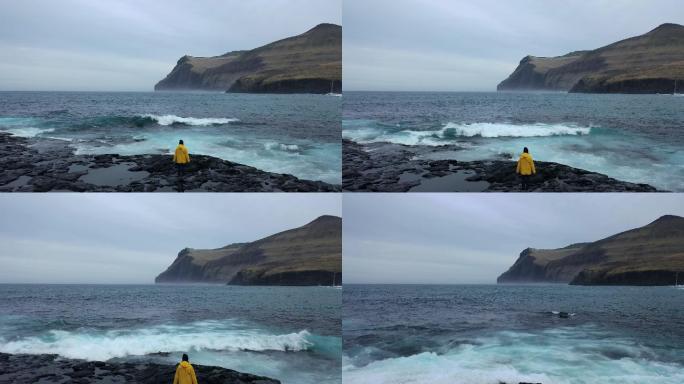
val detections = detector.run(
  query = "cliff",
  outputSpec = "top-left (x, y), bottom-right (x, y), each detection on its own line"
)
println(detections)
top-left (498, 23), bottom-right (684, 93)
top-left (155, 215), bottom-right (341, 285)
top-left (154, 23), bottom-right (341, 93)
top-left (497, 215), bottom-right (684, 285)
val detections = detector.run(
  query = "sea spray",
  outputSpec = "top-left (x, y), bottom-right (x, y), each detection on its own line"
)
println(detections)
top-left (0, 319), bottom-right (314, 361)
top-left (342, 121), bottom-right (593, 146)
top-left (140, 114), bottom-right (240, 126)
top-left (343, 326), bottom-right (684, 384)
top-left (0, 91), bottom-right (341, 184)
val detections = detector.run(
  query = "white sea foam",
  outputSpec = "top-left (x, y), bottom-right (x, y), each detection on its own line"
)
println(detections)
top-left (264, 142), bottom-right (301, 152)
top-left (343, 122), bottom-right (592, 146)
top-left (0, 117), bottom-right (55, 137)
top-left (0, 320), bottom-right (313, 361)
top-left (440, 122), bottom-right (592, 138)
top-left (141, 114), bottom-right (239, 126)
top-left (343, 327), bottom-right (684, 384)
top-left (3, 127), bottom-right (55, 138)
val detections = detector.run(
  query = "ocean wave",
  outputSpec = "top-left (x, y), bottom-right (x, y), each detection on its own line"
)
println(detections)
top-left (343, 122), bottom-right (592, 146)
top-left (140, 114), bottom-right (239, 126)
top-left (264, 142), bottom-right (301, 152)
top-left (440, 122), bottom-right (592, 138)
top-left (0, 320), bottom-right (313, 361)
top-left (0, 117), bottom-right (54, 138)
top-left (2, 127), bottom-right (55, 138)
top-left (343, 326), bottom-right (684, 384)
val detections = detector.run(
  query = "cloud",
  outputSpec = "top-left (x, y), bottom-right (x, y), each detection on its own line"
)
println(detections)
top-left (0, 0), bottom-right (341, 91)
top-left (343, 0), bottom-right (684, 91)
top-left (0, 194), bottom-right (341, 283)
top-left (343, 194), bottom-right (684, 284)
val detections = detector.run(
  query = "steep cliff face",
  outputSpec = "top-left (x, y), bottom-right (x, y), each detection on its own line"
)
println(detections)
top-left (498, 23), bottom-right (684, 93)
top-left (497, 215), bottom-right (684, 285)
top-left (496, 243), bottom-right (590, 283)
top-left (154, 24), bottom-right (341, 93)
top-left (155, 215), bottom-right (342, 286)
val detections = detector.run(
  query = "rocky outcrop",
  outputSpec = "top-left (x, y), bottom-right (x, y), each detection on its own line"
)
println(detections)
top-left (343, 140), bottom-right (658, 192)
top-left (498, 215), bottom-right (684, 285)
top-left (230, 269), bottom-right (342, 286)
top-left (155, 215), bottom-right (342, 286)
top-left (498, 23), bottom-right (684, 93)
top-left (0, 353), bottom-right (279, 384)
top-left (155, 24), bottom-right (341, 93)
top-left (0, 133), bottom-right (340, 192)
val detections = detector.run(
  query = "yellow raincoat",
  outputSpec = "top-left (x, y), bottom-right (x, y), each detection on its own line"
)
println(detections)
top-left (173, 144), bottom-right (190, 164)
top-left (173, 361), bottom-right (198, 384)
top-left (516, 152), bottom-right (536, 175)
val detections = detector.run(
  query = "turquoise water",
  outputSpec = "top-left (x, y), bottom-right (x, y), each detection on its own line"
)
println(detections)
top-left (0, 284), bottom-right (341, 384)
top-left (343, 284), bottom-right (684, 384)
top-left (343, 92), bottom-right (684, 190)
top-left (0, 91), bottom-right (341, 184)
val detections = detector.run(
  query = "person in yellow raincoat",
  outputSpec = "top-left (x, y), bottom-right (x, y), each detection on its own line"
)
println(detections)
top-left (173, 140), bottom-right (190, 178)
top-left (516, 147), bottom-right (536, 191)
top-left (173, 353), bottom-right (198, 384)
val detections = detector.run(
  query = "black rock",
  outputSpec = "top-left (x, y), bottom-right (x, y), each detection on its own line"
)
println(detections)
top-left (0, 353), bottom-right (280, 384)
top-left (343, 139), bottom-right (660, 192)
top-left (0, 133), bottom-right (340, 192)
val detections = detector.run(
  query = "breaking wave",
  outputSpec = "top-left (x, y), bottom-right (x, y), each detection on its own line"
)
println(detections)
top-left (343, 122), bottom-right (592, 146)
top-left (0, 117), bottom-right (54, 137)
top-left (140, 114), bottom-right (239, 126)
top-left (0, 319), bottom-right (313, 361)
top-left (343, 326), bottom-right (684, 384)
top-left (2, 127), bottom-right (55, 138)
top-left (264, 142), bottom-right (301, 152)
top-left (440, 122), bottom-right (592, 138)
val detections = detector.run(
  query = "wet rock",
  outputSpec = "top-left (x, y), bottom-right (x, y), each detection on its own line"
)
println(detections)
top-left (0, 353), bottom-right (280, 384)
top-left (343, 139), bottom-right (659, 192)
top-left (0, 133), bottom-right (339, 192)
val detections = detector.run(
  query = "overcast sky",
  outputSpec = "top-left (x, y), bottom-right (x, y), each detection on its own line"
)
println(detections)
top-left (0, 0), bottom-right (341, 91)
top-left (0, 194), bottom-right (340, 284)
top-left (344, 194), bottom-right (684, 284)
top-left (344, 0), bottom-right (684, 91)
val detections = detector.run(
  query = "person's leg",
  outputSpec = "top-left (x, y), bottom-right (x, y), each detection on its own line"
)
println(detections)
top-left (521, 175), bottom-right (528, 190)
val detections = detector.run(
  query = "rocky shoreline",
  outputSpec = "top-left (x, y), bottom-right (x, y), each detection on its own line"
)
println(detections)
top-left (343, 139), bottom-right (659, 192)
top-left (0, 353), bottom-right (279, 384)
top-left (0, 133), bottom-right (340, 192)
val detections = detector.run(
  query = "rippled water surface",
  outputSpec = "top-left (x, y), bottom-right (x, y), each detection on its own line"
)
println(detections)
top-left (0, 284), bottom-right (342, 384)
top-left (343, 92), bottom-right (684, 190)
top-left (343, 284), bottom-right (684, 384)
top-left (0, 91), bottom-right (341, 183)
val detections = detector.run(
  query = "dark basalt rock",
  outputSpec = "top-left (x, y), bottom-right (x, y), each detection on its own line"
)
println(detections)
top-left (343, 139), bottom-right (659, 192)
top-left (0, 353), bottom-right (280, 384)
top-left (0, 133), bottom-right (340, 192)
top-left (229, 269), bottom-right (343, 286)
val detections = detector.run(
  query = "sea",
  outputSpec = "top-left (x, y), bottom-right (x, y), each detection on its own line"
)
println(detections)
top-left (343, 284), bottom-right (684, 384)
top-left (0, 91), bottom-right (341, 184)
top-left (343, 92), bottom-right (684, 191)
top-left (0, 284), bottom-right (341, 384)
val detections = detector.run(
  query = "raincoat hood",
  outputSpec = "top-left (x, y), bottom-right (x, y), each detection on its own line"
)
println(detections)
top-left (173, 360), bottom-right (198, 384)
top-left (516, 152), bottom-right (536, 175)
top-left (173, 144), bottom-right (190, 164)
